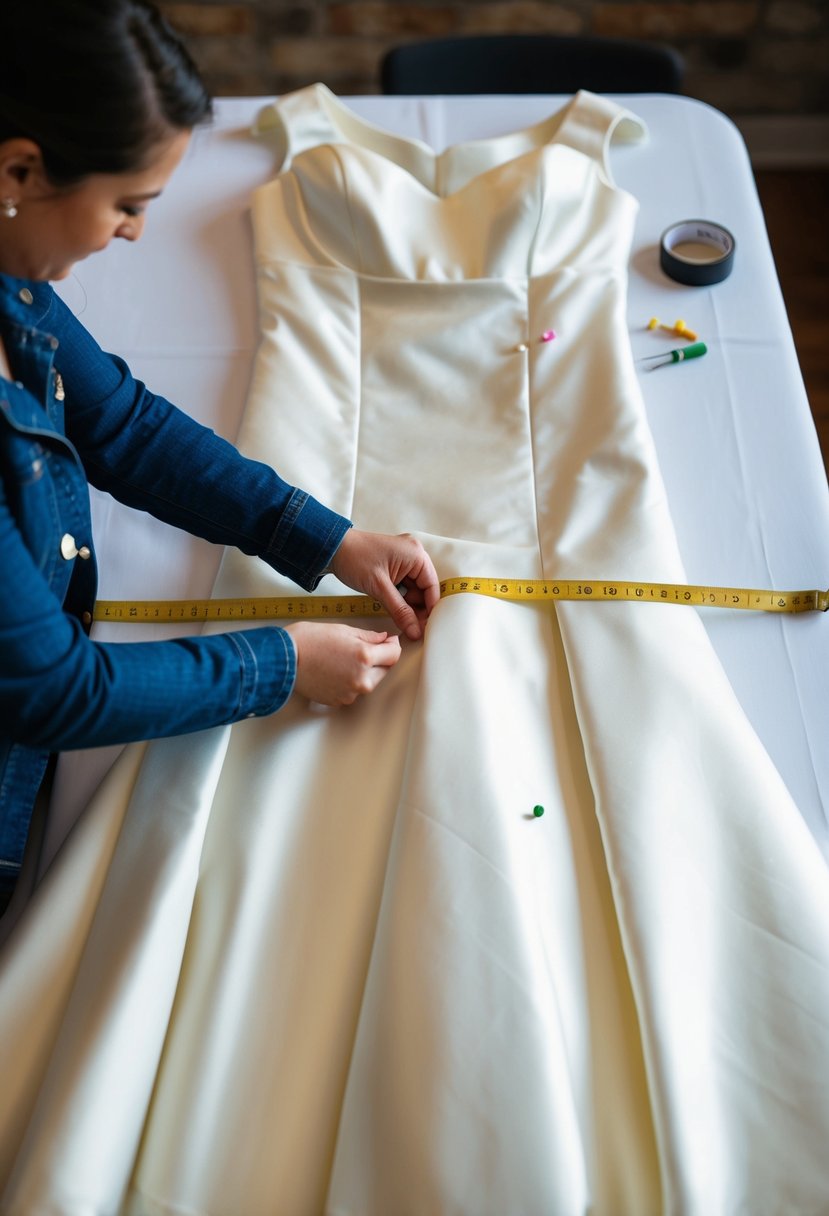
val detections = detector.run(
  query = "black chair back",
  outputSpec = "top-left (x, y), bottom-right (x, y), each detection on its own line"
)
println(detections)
top-left (381, 34), bottom-right (685, 95)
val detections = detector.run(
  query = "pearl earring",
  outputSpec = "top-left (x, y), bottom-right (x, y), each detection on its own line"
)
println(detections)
top-left (0, 198), bottom-right (18, 218)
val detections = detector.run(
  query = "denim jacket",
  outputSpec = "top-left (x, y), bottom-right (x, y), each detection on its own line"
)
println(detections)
top-left (0, 273), bottom-right (351, 899)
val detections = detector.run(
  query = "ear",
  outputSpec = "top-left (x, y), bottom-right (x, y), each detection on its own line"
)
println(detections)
top-left (0, 138), bottom-right (48, 201)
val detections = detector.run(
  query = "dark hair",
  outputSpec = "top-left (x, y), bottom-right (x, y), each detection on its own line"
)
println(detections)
top-left (0, 0), bottom-right (212, 186)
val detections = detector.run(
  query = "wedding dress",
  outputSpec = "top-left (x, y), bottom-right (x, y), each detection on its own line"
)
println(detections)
top-left (1, 85), bottom-right (828, 1216)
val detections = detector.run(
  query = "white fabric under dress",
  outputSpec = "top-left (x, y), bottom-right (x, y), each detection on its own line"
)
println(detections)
top-left (1, 86), bottom-right (829, 1216)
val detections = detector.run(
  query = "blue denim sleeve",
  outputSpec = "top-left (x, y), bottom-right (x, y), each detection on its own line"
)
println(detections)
top-left (43, 289), bottom-right (352, 590)
top-left (0, 480), bottom-right (298, 750)
top-left (0, 277), bottom-right (357, 751)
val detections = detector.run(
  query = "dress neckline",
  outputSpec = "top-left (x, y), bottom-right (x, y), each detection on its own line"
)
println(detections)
top-left (255, 84), bottom-right (645, 197)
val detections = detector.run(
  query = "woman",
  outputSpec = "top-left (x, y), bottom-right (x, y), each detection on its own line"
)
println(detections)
top-left (0, 0), bottom-right (439, 915)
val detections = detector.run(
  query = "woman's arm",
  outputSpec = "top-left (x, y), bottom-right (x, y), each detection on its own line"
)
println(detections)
top-left (0, 480), bottom-right (297, 750)
top-left (1, 486), bottom-right (407, 751)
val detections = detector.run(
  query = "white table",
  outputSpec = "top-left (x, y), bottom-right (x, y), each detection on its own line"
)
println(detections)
top-left (48, 94), bottom-right (829, 865)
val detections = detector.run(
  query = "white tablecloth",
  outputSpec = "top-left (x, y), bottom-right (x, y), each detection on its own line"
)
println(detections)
top-left (48, 94), bottom-right (829, 864)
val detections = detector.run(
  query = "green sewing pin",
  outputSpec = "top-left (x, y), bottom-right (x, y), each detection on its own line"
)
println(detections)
top-left (642, 340), bottom-right (707, 370)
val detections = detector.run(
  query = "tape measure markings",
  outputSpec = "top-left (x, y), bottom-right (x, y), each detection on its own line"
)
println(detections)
top-left (93, 594), bottom-right (385, 622)
top-left (439, 578), bottom-right (826, 613)
top-left (93, 577), bottom-right (828, 622)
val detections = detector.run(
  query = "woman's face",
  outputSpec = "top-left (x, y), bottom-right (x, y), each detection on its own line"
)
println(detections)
top-left (0, 129), bottom-right (190, 281)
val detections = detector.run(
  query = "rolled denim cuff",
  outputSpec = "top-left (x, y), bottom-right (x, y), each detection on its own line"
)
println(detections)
top-left (263, 490), bottom-right (352, 591)
top-left (227, 627), bottom-right (297, 717)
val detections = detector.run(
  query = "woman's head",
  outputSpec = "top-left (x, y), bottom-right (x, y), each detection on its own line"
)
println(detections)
top-left (0, 0), bottom-right (212, 186)
top-left (0, 0), bottom-right (212, 280)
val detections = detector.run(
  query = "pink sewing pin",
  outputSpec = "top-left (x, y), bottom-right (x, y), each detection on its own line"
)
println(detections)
top-left (540, 329), bottom-right (556, 343)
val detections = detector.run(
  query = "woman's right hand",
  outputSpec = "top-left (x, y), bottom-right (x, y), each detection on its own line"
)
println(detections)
top-left (284, 621), bottom-right (402, 707)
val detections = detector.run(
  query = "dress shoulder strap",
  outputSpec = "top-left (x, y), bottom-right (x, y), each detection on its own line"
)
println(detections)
top-left (253, 86), bottom-right (333, 173)
top-left (556, 91), bottom-right (647, 185)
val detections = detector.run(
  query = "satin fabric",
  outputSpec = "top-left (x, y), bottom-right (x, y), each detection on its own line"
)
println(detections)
top-left (1, 86), bottom-right (828, 1216)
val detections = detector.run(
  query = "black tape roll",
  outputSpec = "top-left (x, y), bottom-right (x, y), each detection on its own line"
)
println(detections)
top-left (660, 220), bottom-right (736, 286)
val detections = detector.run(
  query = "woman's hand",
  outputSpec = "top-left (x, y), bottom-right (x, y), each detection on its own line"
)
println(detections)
top-left (329, 530), bottom-right (440, 641)
top-left (285, 622), bottom-right (402, 707)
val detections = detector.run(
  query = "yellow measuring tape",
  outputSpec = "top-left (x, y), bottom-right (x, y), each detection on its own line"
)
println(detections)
top-left (93, 577), bottom-right (828, 622)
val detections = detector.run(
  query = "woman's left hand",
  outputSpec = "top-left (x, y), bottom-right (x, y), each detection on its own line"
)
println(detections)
top-left (329, 530), bottom-right (440, 641)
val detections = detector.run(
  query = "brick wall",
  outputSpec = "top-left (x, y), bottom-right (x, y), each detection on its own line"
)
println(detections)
top-left (157, 0), bottom-right (828, 122)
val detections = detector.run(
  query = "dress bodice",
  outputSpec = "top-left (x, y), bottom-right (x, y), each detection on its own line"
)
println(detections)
top-left (251, 85), bottom-right (647, 283)
top-left (237, 86), bottom-right (655, 560)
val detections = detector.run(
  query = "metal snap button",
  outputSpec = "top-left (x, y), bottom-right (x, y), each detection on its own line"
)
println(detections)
top-left (18, 288), bottom-right (33, 305)
top-left (60, 533), bottom-right (78, 560)
top-left (78, 545), bottom-right (91, 560)
top-left (81, 611), bottom-right (92, 626)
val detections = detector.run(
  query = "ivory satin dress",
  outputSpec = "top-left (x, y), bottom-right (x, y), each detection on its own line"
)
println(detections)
top-left (1, 86), bottom-right (829, 1216)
